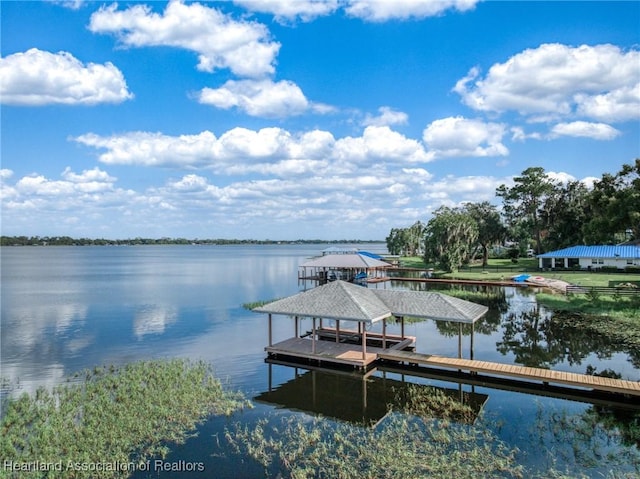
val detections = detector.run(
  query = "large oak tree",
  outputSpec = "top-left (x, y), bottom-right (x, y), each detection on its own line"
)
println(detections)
top-left (423, 206), bottom-right (478, 272)
top-left (496, 167), bottom-right (557, 254)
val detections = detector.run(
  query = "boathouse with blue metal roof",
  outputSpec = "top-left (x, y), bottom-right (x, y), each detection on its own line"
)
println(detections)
top-left (537, 245), bottom-right (640, 270)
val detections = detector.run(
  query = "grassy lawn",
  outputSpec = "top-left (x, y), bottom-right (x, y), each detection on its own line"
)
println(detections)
top-left (398, 256), bottom-right (640, 287)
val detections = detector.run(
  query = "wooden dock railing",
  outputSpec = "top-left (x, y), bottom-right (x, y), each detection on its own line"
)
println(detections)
top-left (566, 285), bottom-right (640, 296)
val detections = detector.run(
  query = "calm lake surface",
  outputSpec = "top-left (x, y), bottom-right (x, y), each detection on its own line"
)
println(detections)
top-left (1, 244), bottom-right (639, 478)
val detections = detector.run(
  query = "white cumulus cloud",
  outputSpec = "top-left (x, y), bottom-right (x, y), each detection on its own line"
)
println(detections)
top-left (333, 126), bottom-right (431, 164)
top-left (234, 0), bottom-right (478, 22)
top-left (88, 1), bottom-right (280, 77)
top-left (0, 48), bottom-right (132, 106)
top-left (198, 79), bottom-right (332, 118)
top-left (215, 127), bottom-right (298, 160)
top-left (575, 83), bottom-right (640, 123)
top-left (75, 131), bottom-right (219, 168)
top-left (233, 0), bottom-right (340, 23)
top-left (344, 0), bottom-right (479, 21)
top-left (75, 125), bottom-right (431, 173)
top-left (580, 176), bottom-right (600, 189)
top-left (549, 121), bottom-right (621, 140)
top-left (1, 164), bottom-right (517, 240)
top-left (362, 106), bottom-right (409, 127)
top-left (15, 167), bottom-right (117, 196)
top-left (546, 171), bottom-right (577, 185)
top-left (454, 43), bottom-right (640, 123)
top-left (61, 166), bottom-right (117, 183)
top-left (170, 174), bottom-right (212, 192)
top-left (422, 116), bottom-right (508, 159)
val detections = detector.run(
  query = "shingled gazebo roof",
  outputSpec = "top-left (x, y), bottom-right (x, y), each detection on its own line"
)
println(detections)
top-left (372, 289), bottom-right (488, 324)
top-left (254, 281), bottom-right (487, 324)
top-left (255, 280), bottom-right (391, 323)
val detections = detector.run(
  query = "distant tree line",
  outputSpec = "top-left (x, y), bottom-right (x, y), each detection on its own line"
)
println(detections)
top-left (387, 159), bottom-right (639, 272)
top-left (0, 237), bottom-right (383, 247)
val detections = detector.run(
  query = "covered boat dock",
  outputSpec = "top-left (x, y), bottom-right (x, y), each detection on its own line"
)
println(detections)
top-left (254, 282), bottom-right (640, 397)
top-left (254, 280), bottom-right (488, 369)
top-left (298, 252), bottom-right (392, 284)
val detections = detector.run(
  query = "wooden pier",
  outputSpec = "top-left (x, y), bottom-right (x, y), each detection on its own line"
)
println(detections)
top-left (372, 275), bottom-right (525, 287)
top-left (266, 338), bottom-right (640, 397)
top-left (378, 350), bottom-right (640, 397)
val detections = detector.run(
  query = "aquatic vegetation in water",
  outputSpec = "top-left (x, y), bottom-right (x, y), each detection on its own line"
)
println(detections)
top-left (537, 293), bottom-right (640, 321)
top-left (528, 402), bottom-right (640, 477)
top-left (394, 383), bottom-right (479, 424)
top-left (0, 359), bottom-right (249, 479)
top-left (443, 286), bottom-right (508, 307)
top-left (227, 382), bottom-right (640, 478)
top-left (540, 303), bottom-right (640, 368)
top-left (493, 295), bottom-right (640, 370)
top-left (243, 298), bottom-right (283, 310)
top-left (226, 386), bottom-right (524, 479)
top-left (227, 415), bottom-right (525, 479)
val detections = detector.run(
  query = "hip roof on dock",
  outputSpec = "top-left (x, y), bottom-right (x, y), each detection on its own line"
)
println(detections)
top-left (255, 280), bottom-right (488, 324)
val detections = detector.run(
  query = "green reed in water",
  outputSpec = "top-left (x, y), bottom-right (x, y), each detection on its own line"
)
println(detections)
top-left (226, 384), bottom-right (524, 479)
top-left (0, 359), bottom-right (249, 479)
top-left (226, 383), bottom-right (639, 479)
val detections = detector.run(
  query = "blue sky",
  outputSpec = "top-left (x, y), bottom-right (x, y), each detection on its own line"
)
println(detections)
top-left (1, 1), bottom-right (639, 240)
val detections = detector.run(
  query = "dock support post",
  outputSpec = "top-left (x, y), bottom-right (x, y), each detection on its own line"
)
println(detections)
top-left (458, 322), bottom-right (462, 359)
top-left (362, 329), bottom-right (367, 360)
top-left (268, 313), bottom-right (273, 347)
top-left (400, 316), bottom-right (405, 340)
top-left (295, 316), bottom-right (299, 338)
top-left (336, 320), bottom-right (340, 343)
top-left (470, 322), bottom-right (474, 360)
top-left (382, 318), bottom-right (387, 349)
top-left (312, 317), bottom-right (317, 354)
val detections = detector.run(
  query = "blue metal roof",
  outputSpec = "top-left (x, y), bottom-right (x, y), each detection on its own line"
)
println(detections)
top-left (358, 251), bottom-right (383, 260)
top-left (538, 245), bottom-right (640, 259)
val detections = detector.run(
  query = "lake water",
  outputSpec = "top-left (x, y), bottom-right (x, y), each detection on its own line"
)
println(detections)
top-left (1, 244), bottom-right (639, 478)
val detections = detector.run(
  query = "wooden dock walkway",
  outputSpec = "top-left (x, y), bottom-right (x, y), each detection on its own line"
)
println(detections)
top-left (265, 340), bottom-right (640, 397)
top-left (378, 350), bottom-right (640, 397)
top-left (377, 276), bottom-right (525, 287)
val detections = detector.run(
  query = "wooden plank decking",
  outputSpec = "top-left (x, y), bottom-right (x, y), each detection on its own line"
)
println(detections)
top-left (378, 350), bottom-right (640, 397)
top-left (266, 337), bottom-right (382, 368)
top-left (267, 337), bottom-right (640, 396)
top-left (268, 328), bottom-right (417, 369)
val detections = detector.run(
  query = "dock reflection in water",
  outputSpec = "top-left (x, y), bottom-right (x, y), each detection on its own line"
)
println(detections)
top-left (256, 361), bottom-right (489, 426)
